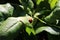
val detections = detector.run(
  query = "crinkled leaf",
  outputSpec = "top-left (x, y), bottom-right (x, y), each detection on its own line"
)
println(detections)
top-left (36, 26), bottom-right (60, 35)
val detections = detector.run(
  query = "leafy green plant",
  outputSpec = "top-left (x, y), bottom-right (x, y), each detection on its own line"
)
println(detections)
top-left (0, 0), bottom-right (60, 40)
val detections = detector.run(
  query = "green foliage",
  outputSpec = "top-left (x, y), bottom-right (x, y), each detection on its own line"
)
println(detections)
top-left (26, 27), bottom-right (35, 35)
top-left (36, 0), bottom-right (44, 5)
top-left (48, 0), bottom-right (58, 9)
top-left (0, 3), bottom-right (14, 22)
top-left (0, 0), bottom-right (60, 40)
top-left (36, 26), bottom-right (60, 35)
top-left (19, 0), bottom-right (34, 8)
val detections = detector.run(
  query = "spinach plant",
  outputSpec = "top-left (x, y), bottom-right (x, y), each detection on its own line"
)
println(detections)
top-left (0, 0), bottom-right (60, 40)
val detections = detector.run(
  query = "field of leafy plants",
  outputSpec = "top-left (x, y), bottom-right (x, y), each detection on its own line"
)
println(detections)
top-left (0, 0), bottom-right (60, 40)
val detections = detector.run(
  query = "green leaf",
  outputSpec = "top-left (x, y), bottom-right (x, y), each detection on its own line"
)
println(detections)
top-left (0, 3), bottom-right (14, 22)
top-left (49, 0), bottom-right (58, 9)
top-left (0, 16), bottom-right (33, 39)
top-left (19, 0), bottom-right (34, 8)
top-left (44, 7), bottom-right (60, 25)
top-left (0, 16), bottom-right (33, 36)
top-left (18, 15), bottom-right (33, 27)
top-left (28, 0), bottom-right (34, 8)
top-left (36, 26), bottom-right (60, 35)
top-left (0, 17), bottom-right (22, 36)
top-left (31, 28), bottom-right (35, 35)
top-left (26, 27), bottom-right (35, 35)
top-left (56, 0), bottom-right (60, 7)
top-left (36, 26), bottom-right (47, 34)
top-left (34, 13), bottom-right (46, 24)
top-left (36, 0), bottom-right (44, 5)
top-left (0, 12), bottom-right (4, 21)
top-left (26, 27), bottom-right (32, 35)
top-left (0, 3), bottom-right (14, 16)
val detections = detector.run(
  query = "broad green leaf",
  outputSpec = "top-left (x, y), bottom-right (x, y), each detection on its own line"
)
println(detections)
top-left (0, 16), bottom-right (32, 35)
top-left (31, 28), bottom-right (35, 35)
top-left (44, 7), bottom-right (60, 25)
top-left (0, 3), bottom-right (14, 16)
top-left (36, 26), bottom-right (60, 35)
top-left (0, 17), bottom-right (22, 36)
top-left (44, 11), bottom-right (56, 24)
top-left (26, 27), bottom-right (32, 35)
top-left (0, 16), bottom-right (33, 39)
top-left (6, 22), bottom-right (22, 40)
top-left (36, 26), bottom-right (47, 34)
top-left (45, 27), bottom-right (60, 35)
top-left (0, 17), bottom-right (23, 40)
top-left (0, 3), bottom-right (14, 22)
top-left (49, 0), bottom-right (58, 9)
top-left (36, 0), bottom-right (44, 5)
top-left (0, 16), bottom-right (33, 36)
top-left (26, 27), bottom-right (35, 35)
